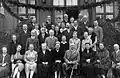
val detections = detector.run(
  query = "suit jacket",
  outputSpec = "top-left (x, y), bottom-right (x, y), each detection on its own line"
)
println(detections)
top-left (51, 48), bottom-right (63, 62)
top-left (81, 48), bottom-right (96, 66)
top-left (64, 50), bottom-right (80, 64)
top-left (38, 33), bottom-right (48, 47)
top-left (78, 20), bottom-right (88, 32)
top-left (71, 26), bottom-right (84, 39)
top-left (95, 48), bottom-right (111, 69)
top-left (0, 54), bottom-right (10, 64)
top-left (8, 40), bottom-right (19, 55)
top-left (37, 50), bottom-right (52, 64)
top-left (111, 50), bottom-right (120, 64)
top-left (18, 30), bottom-right (30, 49)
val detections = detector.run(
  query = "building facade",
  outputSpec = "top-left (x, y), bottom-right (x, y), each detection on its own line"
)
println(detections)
top-left (0, 0), bottom-right (119, 32)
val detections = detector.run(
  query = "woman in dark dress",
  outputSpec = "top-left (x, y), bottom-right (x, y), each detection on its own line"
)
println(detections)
top-left (52, 41), bottom-right (63, 78)
top-left (54, 26), bottom-right (61, 41)
top-left (81, 43), bottom-right (96, 78)
top-left (60, 35), bottom-right (69, 61)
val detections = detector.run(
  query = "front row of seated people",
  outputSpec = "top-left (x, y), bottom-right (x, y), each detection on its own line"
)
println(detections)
top-left (1, 43), bottom-right (120, 78)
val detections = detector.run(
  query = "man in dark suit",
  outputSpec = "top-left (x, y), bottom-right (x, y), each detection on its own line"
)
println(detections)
top-left (63, 23), bottom-right (73, 43)
top-left (37, 43), bottom-right (52, 78)
top-left (8, 34), bottom-right (19, 55)
top-left (71, 21), bottom-right (84, 40)
top-left (38, 27), bottom-right (48, 48)
top-left (18, 24), bottom-right (30, 54)
top-left (81, 43), bottom-right (96, 78)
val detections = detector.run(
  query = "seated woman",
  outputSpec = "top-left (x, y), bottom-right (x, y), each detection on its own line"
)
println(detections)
top-left (11, 45), bottom-right (24, 78)
top-left (0, 47), bottom-right (10, 78)
top-left (52, 41), bottom-right (63, 78)
top-left (81, 32), bottom-right (92, 51)
top-left (69, 31), bottom-right (80, 53)
top-left (81, 43), bottom-right (96, 78)
top-left (94, 43), bottom-right (111, 78)
top-left (24, 44), bottom-right (38, 78)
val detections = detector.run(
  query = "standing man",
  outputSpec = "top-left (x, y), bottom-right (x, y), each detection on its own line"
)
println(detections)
top-left (94, 20), bottom-right (103, 44)
top-left (18, 24), bottom-right (30, 54)
top-left (71, 21), bottom-right (84, 39)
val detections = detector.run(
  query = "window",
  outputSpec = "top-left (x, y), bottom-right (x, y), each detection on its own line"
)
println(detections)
top-left (18, 0), bottom-right (36, 19)
top-left (53, 0), bottom-right (78, 22)
top-left (96, 0), bottom-right (118, 20)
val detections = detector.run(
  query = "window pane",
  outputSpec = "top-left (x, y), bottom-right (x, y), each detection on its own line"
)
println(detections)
top-left (66, 0), bottom-right (78, 6)
top-left (71, 0), bottom-right (77, 6)
top-left (96, 6), bottom-right (104, 13)
top-left (66, 0), bottom-right (71, 6)
top-left (53, 0), bottom-right (64, 6)
top-left (96, 0), bottom-right (102, 2)
top-left (106, 3), bottom-right (113, 13)
top-left (19, 0), bottom-right (26, 3)
top-left (28, 0), bottom-right (35, 4)
top-left (19, 7), bottom-right (26, 14)
top-left (28, 8), bottom-right (35, 14)
top-left (106, 15), bottom-right (113, 19)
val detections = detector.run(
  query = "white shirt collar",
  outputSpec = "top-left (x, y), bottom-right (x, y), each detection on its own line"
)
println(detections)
top-left (61, 41), bottom-right (67, 44)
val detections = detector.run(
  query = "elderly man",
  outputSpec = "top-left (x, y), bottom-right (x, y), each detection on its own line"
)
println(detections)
top-left (94, 20), bottom-right (103, 44)
top-left (18, 24), bottom-right (30, 54)
top-left (71, 20), bottom-right (84, 39)
top-left (62, 43), bottom-right (80, 78)
top-left (45, 29), bottom-right (58, 51)
top-left (111, 44), bottom-right (120, 78)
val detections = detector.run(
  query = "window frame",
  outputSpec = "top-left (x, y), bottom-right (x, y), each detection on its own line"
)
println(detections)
top-left (95, 0), bottom-right (115, 19)
top-left (17, 0), bottom-right (37, 19)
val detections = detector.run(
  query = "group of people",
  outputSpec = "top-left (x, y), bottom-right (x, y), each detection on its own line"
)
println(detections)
top-left (0, 13), bottom-right (120, 78)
